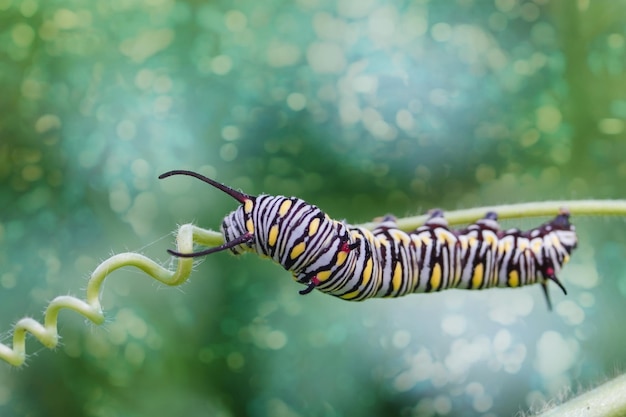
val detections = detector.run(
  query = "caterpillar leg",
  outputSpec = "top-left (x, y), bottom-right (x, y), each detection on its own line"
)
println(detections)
top-left (299, 276), bottom-right (320, 295)
top-left (419, 209), bottom-right (449, 230)
top-left (372, 214), bottom-right (398, 232)
top-left (475, 211), bottom-right (500, 231)
top-left (540, 265), bottom-right (568, 310)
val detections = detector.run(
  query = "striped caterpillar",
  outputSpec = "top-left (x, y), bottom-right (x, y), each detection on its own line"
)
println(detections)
top-left (159, 170), bottom-right (578, 310)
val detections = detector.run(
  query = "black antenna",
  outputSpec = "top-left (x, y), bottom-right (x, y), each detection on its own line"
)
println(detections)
top-left (159, 170), bottom-right (254, 203)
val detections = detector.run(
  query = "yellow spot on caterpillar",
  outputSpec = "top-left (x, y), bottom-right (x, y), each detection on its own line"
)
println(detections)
top-left (518, 239), bottom-right (529, 251)
top-left (430, 263), bottom-right (442, 290)
top-left (435, 229), bottom-right (455, 246)
top-left (246, 219), bottom-right (254, 233)
top-left (316, 270), bottom-right (331, 282)
top-left (484, 232), bottom-right (498, 252)
top-left (340, 290), bottom-right (361, 300)
top-left (508, 270), bottom-right (520, 287)
top-left (308, 217), bottom-right (320, 236)
top-left (563, 254), bottom-right (570, 264)
top-left (391, 230), bottom-right (410, 246)
top-left (532, 239), bottom-right (543, 253)
top-left (268, 225), bottom-right (279, 246)
top-left (279, 199), bottom-right (292, 216)
top-left (472, 263), bottom-right (484, 289)
top-left (392, 263), bottom-right (402, 292)
top-left (290, 242), bottom-right (306, 259)
top-left (362, 257), bottom-right (373, 285)
top-left (421, 235), bottom-right (432, 246)
top-left (244, 199), bottom-right (254, 213)
top-left (336, 250), bottom-right (348, 266)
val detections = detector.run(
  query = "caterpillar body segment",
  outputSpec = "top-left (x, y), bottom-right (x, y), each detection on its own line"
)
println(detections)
top-left (160, 170), bottom-right (578, 309)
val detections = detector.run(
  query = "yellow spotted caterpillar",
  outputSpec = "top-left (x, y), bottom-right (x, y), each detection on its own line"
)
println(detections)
top-left (159, 170), bottom-right (578, 309)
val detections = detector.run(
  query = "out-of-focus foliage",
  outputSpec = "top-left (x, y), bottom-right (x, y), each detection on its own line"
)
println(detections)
top-left (1, 0), bottom-right (625, 416)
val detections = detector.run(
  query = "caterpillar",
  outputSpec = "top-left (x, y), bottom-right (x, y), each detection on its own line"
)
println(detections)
top-left (159, 170), bottom-right (578, 310)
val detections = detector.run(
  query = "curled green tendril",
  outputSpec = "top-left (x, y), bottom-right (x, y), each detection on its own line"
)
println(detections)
top-left (1, 199), bottom-right (626, 367)
top-left (0, 224), bottom-right (217, 366)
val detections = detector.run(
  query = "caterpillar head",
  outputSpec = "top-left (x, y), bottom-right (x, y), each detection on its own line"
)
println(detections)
top-left (221, 199), bottom-right (257, 255)
top-left (158, 170), bottom-right (256, 257)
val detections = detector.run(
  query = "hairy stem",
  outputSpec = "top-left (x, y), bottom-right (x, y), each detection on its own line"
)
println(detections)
top-left (534, 374), bottom-right (626, 417)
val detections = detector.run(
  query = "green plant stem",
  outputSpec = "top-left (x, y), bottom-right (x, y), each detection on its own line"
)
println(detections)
top-left (535, 374), bottom-right (626, 417)
top-left (1, 199), bottom-right (625, 367)
top-left (361, 199), bottom-right (626, 231)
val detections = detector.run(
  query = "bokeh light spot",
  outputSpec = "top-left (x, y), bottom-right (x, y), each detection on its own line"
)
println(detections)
top-left (266, 40), bottom-right (301, 67)
top-left (265, 330), bottom-right (288, 350)
top-left (535, 105), bottom-right (562, 133)
top-left (227, 352), bottom-right (245, 370)
top-left (473, 393), bottom-right (493, 413)
top-left (441, 314), bottom-right (467, 337)
top-left (493, 329), bottom-right (511, 352)
top-left (535, 331), bottom-right (579, 378)
top-left (306, 42), bottom-right (346, 73)
top-left (119, 29), bottom-right (174, 63)
top-left (495, 0), bottom-right (516, 13)
top-left (286, 93), bottom-right (307, 111)
top-left (124, 342), bottom-right (146, 367)
top-left (392, 330), bottom-right (411, 349)
top-left (109, 182), bottom-right (131, 213)
top-left (520, 2), bottom-right (540, 22)
top-left (566, 264), bottom-right (599, 289)
top-left (116, 120), bottom-right (136, 140)
top-left (221, 125), bottom-right (241, 141)
top-left (1, 273), bottom-right (16, 289)
top-left (11, 23), bottom-right (35, 48)
top-left (368, 6), bottom-right (397, 42)
top-left (19, 0), bottom-right (38, 17)
top-left (433, 395), bottom-right (452, 415)
top-left (607, 33), bottom-right (624, 49)
top-left (53, 9), bottom-right (79, 29)
top-left (555, 300), bottom-right (585, 326)
top-left (431, 23), bottom-right (452, 42)
top-left (211, 55), bottom-right (233, 75)
top-left (220, 143), bottom-right (238, 161)
top-left (135, 69), bottom-right (155, 90)
top-left (34, 114), bottom-right (61, 133)
top-left (475, 164), bottom-right (496, 183)
top-left (337, 0), bottom-right (377, 19)
top-left (21, 165), bottom-right (43, 182)
top-left (598, 118), bottom-right (624, 135)
top-left (225, 10), bottom-right (247, 32)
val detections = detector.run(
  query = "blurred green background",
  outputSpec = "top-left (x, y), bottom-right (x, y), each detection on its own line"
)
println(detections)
top-left (1, 0), bottom-right (626, 416)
